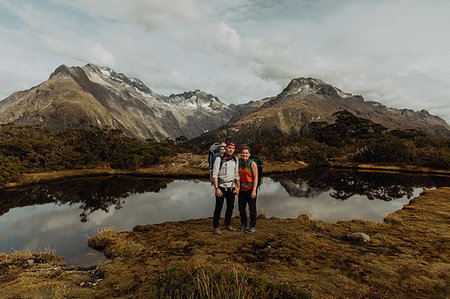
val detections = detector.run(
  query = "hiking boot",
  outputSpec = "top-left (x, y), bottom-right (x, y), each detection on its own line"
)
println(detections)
top-left (245, 227), bottom-right (256, 234)
top-left (237, 225), bottom-right (247, 232)
top-left (224, 226), bottom-right (237, 232)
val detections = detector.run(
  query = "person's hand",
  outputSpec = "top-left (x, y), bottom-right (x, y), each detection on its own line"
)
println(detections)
top-left (251, 190), bottom-right (256, 199)
top-left (234, 187), bottom-right (240, 194)
top-left (215, 188), bottom-right (222, 197)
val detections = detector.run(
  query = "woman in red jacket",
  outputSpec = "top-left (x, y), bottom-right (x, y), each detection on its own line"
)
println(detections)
top-left (237, 146), bottom-right (258, 234)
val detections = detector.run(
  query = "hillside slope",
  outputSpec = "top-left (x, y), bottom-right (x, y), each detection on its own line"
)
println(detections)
top-left (0, 64), bottom-right (235, 140)
top-left (191, 78), bottom-right (450, 144)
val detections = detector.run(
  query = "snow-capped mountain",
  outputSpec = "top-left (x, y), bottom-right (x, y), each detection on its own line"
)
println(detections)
top-left (191, 77), bottom-right (450, 144)
top-left (1, 66), bottom-right (449, 143)
top-left (0, 64), bottom-right (236, 140)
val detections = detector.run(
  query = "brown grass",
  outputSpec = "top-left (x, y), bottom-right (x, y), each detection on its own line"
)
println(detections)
top-left (1, 154), bottom-right (307, 190)
top-left (330, 161), bottom-right (450, 175)
top-left (4, 154), bottom-right (448, 191)
top-left (1, 186), bottom-right (449, 298)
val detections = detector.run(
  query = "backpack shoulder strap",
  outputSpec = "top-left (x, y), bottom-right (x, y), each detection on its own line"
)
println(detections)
top-left (218, 155), bottom-right (226, 170)
top-left (248, 159), bottom-right (255, 174)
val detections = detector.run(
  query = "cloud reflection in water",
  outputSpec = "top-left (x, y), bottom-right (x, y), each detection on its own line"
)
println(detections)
top-left (0, 171), bottom-right (447, 266)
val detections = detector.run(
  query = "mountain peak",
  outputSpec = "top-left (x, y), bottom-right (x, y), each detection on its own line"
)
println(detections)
top-left (79, 64), bottom-right (155, 95)
top-left (169, 90), bottom-right (228, 106)
top-left (49, 64), bottom-right (74, 79)
top-left (281, 77), bottom-right (353, 99)
top-left (170, 89), bottom-right (216, 100)
top-left (290, 77), bottom-right (325, 87)
top-left (0, 64), bottom-right (236, 140)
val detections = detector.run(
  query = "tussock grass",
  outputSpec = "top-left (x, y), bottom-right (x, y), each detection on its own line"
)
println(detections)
top-left (151, 266), bottom-right (310, 298)
top-left (88, 228), bottom-right (149, 258)
top-left (1, 187), bottom-right (449, 298)
top-left (0, 251), bottom-right (75, 298)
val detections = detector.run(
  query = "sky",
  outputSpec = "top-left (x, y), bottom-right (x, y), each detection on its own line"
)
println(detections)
top-left (0, 0), bottom-right (449, 122)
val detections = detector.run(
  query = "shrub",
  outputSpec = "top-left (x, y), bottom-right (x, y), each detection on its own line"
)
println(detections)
top-left (423, 149), bottom-right (450, 170)
top-left (0, 125), bottom-right (172, 173)
top-left (354, 137), bottom-right (413, 165)
top-left (303, 147), bottom-right (330, 166)
top-left (0, 154), bottom-right (24, 184)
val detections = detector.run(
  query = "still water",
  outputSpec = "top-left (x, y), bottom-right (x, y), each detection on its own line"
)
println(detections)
top-left (0, 168), bottom-right (448, 266)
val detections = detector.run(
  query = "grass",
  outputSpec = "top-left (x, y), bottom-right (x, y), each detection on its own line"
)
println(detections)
top-left (0, 187), bottom-right (449, 298)
top-left (152, 266), bottom-right (310, 298)
top-left (3, 153), bottom-right (449, 191)
top-left (0, 158), bottom-right (307, 192)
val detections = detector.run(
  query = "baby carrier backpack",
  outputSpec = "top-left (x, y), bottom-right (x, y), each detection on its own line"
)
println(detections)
top-left (208, 143), bottom-right (223, 184)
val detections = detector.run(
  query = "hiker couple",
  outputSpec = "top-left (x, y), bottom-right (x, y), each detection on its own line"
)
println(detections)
top-left (212, 141), bottom-right (259, 235)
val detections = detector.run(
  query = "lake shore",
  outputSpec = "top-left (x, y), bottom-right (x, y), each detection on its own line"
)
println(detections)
top-left (0, 154), bottom-right (307, 189)
top-left (1, 186), bottom-right (448, 298)
top-left (1, 153), bottom-right (449, 190)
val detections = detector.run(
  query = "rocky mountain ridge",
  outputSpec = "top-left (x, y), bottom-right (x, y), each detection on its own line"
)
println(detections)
top-left (0, 64), bottom-right (235, 140)
top-left (191, 77), bottom-right (450, 144)
top-left (1, 66), bottom-right (449, 143)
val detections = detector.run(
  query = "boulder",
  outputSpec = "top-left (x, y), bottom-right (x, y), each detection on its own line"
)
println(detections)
top-left (347, 232), bottom-right (371, 243)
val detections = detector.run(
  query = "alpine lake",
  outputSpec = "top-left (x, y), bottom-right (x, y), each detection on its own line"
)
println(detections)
top-left (0, 168), bottom-right (448, 267)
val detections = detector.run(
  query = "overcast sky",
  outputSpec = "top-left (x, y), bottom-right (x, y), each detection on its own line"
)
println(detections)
top-left (1, 0), bottom-right (449, 122)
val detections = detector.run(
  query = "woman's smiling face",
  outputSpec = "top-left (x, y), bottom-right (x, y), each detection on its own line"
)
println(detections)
top-left (241, 149), bottom-right (250, 160)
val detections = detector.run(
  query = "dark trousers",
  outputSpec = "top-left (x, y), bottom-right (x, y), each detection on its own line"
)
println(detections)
top-left (213, 187), bottom-right (235, 228)
top-left (238, 189), bottom-right (257, 228)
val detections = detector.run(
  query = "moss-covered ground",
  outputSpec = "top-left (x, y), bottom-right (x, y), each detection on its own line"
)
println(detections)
top-left (0, 187), bottom-right (448, 298)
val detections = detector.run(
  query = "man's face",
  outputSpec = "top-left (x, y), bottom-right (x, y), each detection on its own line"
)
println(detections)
top-left (226, 145), bottom-right (235, 156)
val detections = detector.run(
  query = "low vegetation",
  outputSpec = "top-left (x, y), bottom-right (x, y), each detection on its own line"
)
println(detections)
top-left (1, 110), bottom-right (449, 186)
top-left (0, 125), bottom-right (178, 183)
top-left (250, 111), bottom-right (450, 169)
top-left (0, 154), bottom-right (24, 184)
top-left (0, 187), bottom-right (448, 298)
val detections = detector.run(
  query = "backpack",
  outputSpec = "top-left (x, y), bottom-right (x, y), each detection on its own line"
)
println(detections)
top-left (209, 143), bottom-right (223, 184)
top-left (240, 155), bottom-right (263, 188)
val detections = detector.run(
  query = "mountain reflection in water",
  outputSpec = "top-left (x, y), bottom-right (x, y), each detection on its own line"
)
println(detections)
top-left (0, 170), bottom-right (448, 266)
top-left (272, 168), bottom-right (448, 201)
top-left (0, 176), bottom-right (172, 222)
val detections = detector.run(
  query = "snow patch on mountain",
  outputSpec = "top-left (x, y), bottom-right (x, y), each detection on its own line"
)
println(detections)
top-left (99, 68), bottom-right (111, 77)
top-left (334, 88), bottom-right (352, 99)
top-left (87, 69), bottom-right (115, 88)
top-left (134, 87), bottom-right (154, 99)
top-left (298, 85), bottom-right (315, 95)
top-left (367, 101), bottom-right (386, 108)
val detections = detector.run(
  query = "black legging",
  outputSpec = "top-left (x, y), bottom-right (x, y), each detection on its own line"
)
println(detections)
top-left (213, 186), bottom-right (235, 228)
top-left (238, 189), bottom-right (257, 228)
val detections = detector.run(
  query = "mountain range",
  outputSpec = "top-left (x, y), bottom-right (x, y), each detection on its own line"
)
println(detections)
top-left (192, 77), bottom-right (450, 144)
top-left (0, 64), bottom-right (449, 142)
top-left (0, 64), bottom-right (235, 140)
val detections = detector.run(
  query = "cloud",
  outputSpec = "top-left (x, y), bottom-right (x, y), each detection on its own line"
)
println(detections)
top-left (0, 0), bottom-right (449, 122)
top-left (214, 22), bottom-right (242, 54)
top-left (124, 0), bottom-right (202, 30)
top-left (89, 43), bottom-right (116, 67)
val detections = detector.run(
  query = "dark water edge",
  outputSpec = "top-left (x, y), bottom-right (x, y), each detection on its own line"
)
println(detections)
top-left (0, 169), bottom-right (448, 267)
